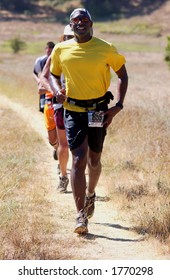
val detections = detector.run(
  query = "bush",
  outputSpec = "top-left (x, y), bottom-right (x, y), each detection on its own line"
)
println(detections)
top-left (10, 37), bottom-right (26, 53)
top-left (165, 36), bottom-right (170, 67)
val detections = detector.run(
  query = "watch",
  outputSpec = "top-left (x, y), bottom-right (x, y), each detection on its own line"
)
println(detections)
top-left (116, 102), bottom-right (123, 109)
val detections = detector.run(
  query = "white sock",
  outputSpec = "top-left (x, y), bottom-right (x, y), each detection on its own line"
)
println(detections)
top-left (86, 191), bottom-right (95, 198)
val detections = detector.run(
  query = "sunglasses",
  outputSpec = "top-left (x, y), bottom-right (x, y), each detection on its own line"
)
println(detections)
top-left (71, 17), bottom-right (90, 24)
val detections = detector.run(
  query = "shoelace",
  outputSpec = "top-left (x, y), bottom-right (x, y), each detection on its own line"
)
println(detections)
top-left (58, 176), bottom-right (68, 189)
top-left (77, 210), bottom-right (87, 223)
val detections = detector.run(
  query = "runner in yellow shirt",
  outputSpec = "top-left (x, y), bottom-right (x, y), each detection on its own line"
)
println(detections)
top-left (50, 8), bottom-right (128, 234)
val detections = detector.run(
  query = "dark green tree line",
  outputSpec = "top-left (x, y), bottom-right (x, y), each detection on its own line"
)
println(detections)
top-left (81, 0), bottom-right (168, 19)
top-left (0, 0), bottom-right (38, 12)
top-left (0, 0), bottom-right (168, 19)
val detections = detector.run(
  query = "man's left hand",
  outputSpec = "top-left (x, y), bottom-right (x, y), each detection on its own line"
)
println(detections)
top-left (103, 106), bottom-right (122, 129)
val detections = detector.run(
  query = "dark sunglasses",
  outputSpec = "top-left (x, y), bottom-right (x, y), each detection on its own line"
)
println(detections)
top-left (71, 17), bottom-right (90, 24)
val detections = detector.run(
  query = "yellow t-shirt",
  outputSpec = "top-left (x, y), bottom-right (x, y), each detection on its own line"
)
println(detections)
top-left (50, 37), bottom-right (126, 112)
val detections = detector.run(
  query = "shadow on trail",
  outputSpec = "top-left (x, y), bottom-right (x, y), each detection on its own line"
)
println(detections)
top-left (65, 191), bottom-right (72, 194)
top-left (94, 222), bottom-right (131, 231)
top-left (85, 234), bottom-right (145, 242)
top-left (78, 223), bottom-right (146, 242)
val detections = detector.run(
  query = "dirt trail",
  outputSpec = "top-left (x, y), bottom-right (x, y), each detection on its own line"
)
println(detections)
top-left (1, 94), bottom-right (169, 260)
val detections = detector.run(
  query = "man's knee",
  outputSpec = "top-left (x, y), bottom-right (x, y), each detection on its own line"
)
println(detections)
top-left (60, 142), bottom-right (68, 151)
top-left (72, 151), bottom-right (87, 171)
top-left (88, 153), bottom-right (101, 169)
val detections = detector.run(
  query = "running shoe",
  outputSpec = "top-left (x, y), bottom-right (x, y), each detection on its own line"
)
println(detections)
top-left (74, 209), bottom-right (88, 234)
top-left (57, 175), bottom-right (69, 193)
top-left (84, 193), bottom-right (96, 219)
top-left (53, 150), bottom-right (58, 160)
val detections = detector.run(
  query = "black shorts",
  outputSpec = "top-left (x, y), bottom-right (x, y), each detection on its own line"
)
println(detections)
top-left (64, 109), bottom-right (107, 153)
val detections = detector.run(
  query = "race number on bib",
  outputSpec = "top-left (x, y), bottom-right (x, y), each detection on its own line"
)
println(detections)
top-left (88, 111), bottom-right (104, 127)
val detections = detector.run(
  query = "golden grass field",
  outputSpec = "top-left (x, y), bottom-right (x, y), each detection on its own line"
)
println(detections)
top-left (0, 2), bottom-right (170, 259)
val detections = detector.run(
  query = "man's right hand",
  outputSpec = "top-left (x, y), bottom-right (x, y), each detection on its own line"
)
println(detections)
top-left (55, 88), bottom-right (67, 104)
top-left (38, 83), bottom-right (46, 95)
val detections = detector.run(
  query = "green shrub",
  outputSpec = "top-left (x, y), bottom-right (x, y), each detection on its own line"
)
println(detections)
top-left (10, 37), bottom-right (26, 53)
top-left (165, 36), bottom-right (170, 67)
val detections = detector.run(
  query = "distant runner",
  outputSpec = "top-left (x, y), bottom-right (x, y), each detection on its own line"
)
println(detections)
top-left (33, 41), bottom-right (59, 161)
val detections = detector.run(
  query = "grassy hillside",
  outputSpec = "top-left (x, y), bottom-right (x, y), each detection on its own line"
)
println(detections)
top-left (0, 0), bottom-right (170, 35)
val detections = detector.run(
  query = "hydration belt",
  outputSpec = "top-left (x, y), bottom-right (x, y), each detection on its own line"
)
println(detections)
top-left (45, 96), bottom-right (57, 104)
top-left (67, 91), bottom-right (114, 110)
top-left (45, 97), bottom-right (62, 110)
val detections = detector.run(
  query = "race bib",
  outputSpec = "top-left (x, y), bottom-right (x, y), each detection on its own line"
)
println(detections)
top-left (88, 111), bottom-right (104, 127)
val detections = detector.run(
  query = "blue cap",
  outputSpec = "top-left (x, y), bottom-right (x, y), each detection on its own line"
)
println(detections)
top-left (70, 8), bottom-right (92, 21)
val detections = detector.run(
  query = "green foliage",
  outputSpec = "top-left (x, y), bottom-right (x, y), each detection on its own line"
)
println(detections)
top-left (48, 0), bottom-right (71, 4)
top-left (0, 0), bottom-right (168, 19)
top-left (10, 37), bottom-right (26, 54)
top-left (165, 36), bottom-right (170, 68)
top-left (81, 0), bottom-right (167, 19)
top-left (0, 0), bottom-right (38, 12)
top-left (81, 0), bottom-right (121, 18)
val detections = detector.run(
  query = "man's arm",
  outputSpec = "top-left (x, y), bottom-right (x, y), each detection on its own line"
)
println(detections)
top-left (33, 57), bottom-right (47, 94)
top-left (33, 71), bottom-right (39, 84)
top-left (40, 56), bottom-right (55, 94)
top-left (104, 64), bottom-right (128, 128)
top-left (116, 64), bottom-right (128, 106)
top-left (33, 58), bottom-right (41, 84)
top-left (50, 73), bottom-right (67, 103)
top-left (40, 57), bottom-right (66, 103)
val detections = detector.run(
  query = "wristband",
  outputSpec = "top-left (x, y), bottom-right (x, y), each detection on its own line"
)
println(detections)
top-left (116, 102), bottom-right (123, 109)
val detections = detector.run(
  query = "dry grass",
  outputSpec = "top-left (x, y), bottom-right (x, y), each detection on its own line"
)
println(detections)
top-left (102, 99), bottom-right (170, 245)
top-left (0, 107), bottom-right (73, 259)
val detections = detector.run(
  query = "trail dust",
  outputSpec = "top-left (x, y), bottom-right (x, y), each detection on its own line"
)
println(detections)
top-left (1, 94), bottom-right (168, 260)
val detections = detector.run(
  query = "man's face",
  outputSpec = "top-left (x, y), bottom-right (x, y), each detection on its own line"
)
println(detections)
top-left (70, 12), bottom-right (92, 36)
top-left (45, 46), bottom-right (53, 56)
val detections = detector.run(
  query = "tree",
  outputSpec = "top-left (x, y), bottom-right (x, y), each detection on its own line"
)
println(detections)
top-left (81, 0), bottom-right (168, 19)
top-left (81, 0), bottom-right (122, 18)
top-left (0, 0), bottom-right (38, 12)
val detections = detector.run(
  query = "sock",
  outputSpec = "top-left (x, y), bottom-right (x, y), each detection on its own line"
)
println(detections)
top-left (86, 191), bottom-right (95, 198)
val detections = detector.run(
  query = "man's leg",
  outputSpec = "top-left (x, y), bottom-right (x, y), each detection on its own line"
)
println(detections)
top-left (87, 149), bottom-right (102, 194)
top-left (64, 110), bottom-right (89, 233)
top-left (71, 137), bottom-right (89, 234)
top-left (84, 124), bottom-right (106, 219)
top-left (71, 137), bottom-right (88, 212)
top-left (55, 108), bottom-right (68, 177)
top-left (83, 150), bottom-right (102, 219)
top-left (48, 128), bottom-right (59, 151)
top-left (57, 128), bottom-right (69, 177)
top-left (56, 128), bottom-right (69, 193)
top-left (44, 104), bottom-right (59, 158)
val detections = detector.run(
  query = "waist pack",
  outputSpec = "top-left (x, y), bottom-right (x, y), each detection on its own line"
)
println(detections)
top-left (45, 97), bottom-right (62, 110)
top-left (45, 96), bottom-right (58, 104)
top-left (67, 91), bottom-right (114, 110)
